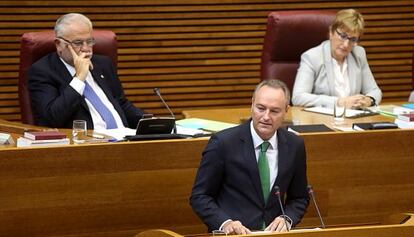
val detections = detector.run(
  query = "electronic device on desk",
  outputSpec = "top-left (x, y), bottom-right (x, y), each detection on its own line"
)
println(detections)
top-left (124, 117), bottom-right (191, 141)
top-left (135, 117), bottom-right (176, 135)
top-left (124, 88), bottom-right (190, 141)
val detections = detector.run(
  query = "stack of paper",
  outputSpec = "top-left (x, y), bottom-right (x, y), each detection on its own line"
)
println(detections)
top-left (377, 104), bottom-right (414, 117)
top-left (176, 118), bottom-right (237, 135)
top-left (17, 130), bottom-right (69, 147)
top-left (0, 132), bottom-right (14, 145)
top-left (304, 106), bottom-right (377, 118)
top-left (17, 137), bottom-right (70, 147)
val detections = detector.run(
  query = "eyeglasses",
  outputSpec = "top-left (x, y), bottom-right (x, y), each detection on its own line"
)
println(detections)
top-left (57, 37), bottom-right (95, 48)
top-left (335, 29), bottom-right (359, 44)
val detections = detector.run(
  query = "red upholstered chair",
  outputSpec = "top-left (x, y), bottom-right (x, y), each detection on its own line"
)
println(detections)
top-left (18, 30), bottom-right (117, 125)
top-left (260, 11), bottom-right (336, 96)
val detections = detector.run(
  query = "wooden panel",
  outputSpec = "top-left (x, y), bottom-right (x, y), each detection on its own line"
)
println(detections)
top-left (2, 112), bottom-right (414, 237)
top-left (0, 1), bottom-right (414, 121)
top-left (0, 139), bottom-right (208, 237)
top-left (139, 223), bottom-right (414, 237)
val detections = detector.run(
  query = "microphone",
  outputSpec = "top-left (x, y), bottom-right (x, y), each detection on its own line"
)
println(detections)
top-left (153, 88), bottom-right (177, 134)
top-left (274, 186), bottom-right (290, 232)
top-left (307, 185), bottom-right (326, 229)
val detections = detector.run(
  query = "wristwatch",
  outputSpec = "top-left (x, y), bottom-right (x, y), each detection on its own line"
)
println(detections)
top-left (367, 96), bottom-right (376, 106)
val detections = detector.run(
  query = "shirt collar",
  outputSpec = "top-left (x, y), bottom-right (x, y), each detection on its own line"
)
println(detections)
top-left (332, 57), bottom-right (348, 74)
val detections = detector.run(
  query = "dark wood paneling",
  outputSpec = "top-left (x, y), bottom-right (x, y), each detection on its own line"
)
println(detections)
top-left (0, 1), bottom-right (413, 121)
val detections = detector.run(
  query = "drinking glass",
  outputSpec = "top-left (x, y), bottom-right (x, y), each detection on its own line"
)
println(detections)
top-left (333, 99), bottom-right (346, 125)
top-left (72, 120), bottom-right (87, 144)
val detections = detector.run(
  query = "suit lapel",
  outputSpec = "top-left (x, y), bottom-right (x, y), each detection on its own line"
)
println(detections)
top-left (240, 121), bottom-right (265, 205)
top-left (52, 53), bottom-right (74, 83)
top-left (90, 64), bottom-right (112, 100)
top-left (52, 53), bottom-right (90, 111)
top-left (322, 41), bottom-right (336, 96)
top-left (347, 51), bottom-right (358, 94)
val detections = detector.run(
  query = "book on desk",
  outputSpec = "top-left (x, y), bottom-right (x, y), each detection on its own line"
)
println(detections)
top-left (17, 137), bottom-right (70, 147)
top-left (287, 124), bottom-right (334, 134)
top-left (24, 130), bottom-right (66, 140)
top-left (397, 113), bottom-right (414, 122)
top-left (352, 122), bottom-right (398, 131)
top-left (16, 129), bottom-right (69, 147)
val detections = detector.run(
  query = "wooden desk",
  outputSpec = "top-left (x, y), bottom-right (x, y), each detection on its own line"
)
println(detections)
top-left (182, 106), bottom-right (394, 127)
top-left (137, 214), bottom-right (414, 237)
top-left (0, 138), bottom-right (209, 237)
top-left (0, 109), bottom-right (413, 236)
top-left (181, 107), bottom-right (414, 227)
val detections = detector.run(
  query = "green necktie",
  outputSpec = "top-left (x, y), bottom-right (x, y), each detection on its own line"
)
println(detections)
top-left (258, 141), bottom-right (271, 203)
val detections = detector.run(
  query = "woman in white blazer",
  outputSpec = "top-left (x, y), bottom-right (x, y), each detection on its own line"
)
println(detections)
top-left (292, 9), bottom-right (382, 108)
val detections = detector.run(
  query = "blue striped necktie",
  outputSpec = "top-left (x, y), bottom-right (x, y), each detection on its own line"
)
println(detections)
top-left (83, 82), bottom-right (118, 129)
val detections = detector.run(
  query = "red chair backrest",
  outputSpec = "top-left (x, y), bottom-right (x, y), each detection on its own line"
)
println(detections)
top-left (261, 10), bottom-right (336, 96)
top-left (18, 30), bottom-right (117, 124)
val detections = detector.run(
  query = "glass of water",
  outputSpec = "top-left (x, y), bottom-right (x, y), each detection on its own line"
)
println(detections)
top-left (333, 99), bottom-right (346, 125)
top-left (72, 120), bottom-right (87, 144)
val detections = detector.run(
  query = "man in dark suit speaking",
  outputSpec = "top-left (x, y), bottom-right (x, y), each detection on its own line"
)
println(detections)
top-left (28, 13), bottom-right (144, 129)
top-left (190, 79), bottom-right (309, 234)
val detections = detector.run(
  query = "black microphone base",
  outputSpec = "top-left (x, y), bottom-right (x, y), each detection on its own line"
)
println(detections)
top-left (124, 133), bottom-right (191, 141)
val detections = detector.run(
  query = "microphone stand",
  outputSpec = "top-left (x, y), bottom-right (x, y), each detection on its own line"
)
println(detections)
top-left (274, 186), bottom-right (290, 232)
top-left (153, 88), bottom-right (177, 134)
top-left (307, 185), bottom-right (326, 228)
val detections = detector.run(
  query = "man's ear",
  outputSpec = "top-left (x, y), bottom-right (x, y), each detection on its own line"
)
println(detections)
top-left (54, 38), bottom-right (61, 46)
top-left (285, 105), bottom-right (290, 113)
top-left (54, 38), bottom-right (63, 52)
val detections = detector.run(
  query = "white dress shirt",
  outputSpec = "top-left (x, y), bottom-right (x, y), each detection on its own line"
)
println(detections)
top-left (333, 58), bottom-right (350, 98)
top-left (61, 58), bottom-right (125, 130)
top-left (250, 121), bottom-right (279, 189)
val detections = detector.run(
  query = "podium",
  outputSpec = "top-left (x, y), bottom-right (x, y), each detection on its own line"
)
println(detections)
top-left (136, 213), bottom-right (414, 237)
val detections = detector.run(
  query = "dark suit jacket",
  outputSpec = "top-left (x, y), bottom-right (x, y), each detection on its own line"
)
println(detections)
top-left (28, 52), bottom-right (144, 129)
top-left (190, 120), bottom-right (309, 232)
